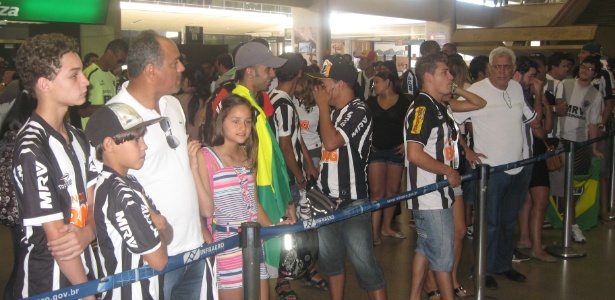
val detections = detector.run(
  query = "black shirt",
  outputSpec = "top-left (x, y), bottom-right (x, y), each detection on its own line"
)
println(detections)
top-left (367, 94), bottom-right (411, 150)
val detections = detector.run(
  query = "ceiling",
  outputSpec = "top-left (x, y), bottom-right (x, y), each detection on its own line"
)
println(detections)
top-left (120, 2), bottom-right (426, 40)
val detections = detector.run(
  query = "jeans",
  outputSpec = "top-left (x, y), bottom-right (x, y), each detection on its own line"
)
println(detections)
top-left (484, 168), bottom-right (529, 274)
top-left (163, 258), bottom-right (205, 300)
top-left (414, 208), bottom-right (455, 272)
top-left (317, 199), bottom-right (386, 291)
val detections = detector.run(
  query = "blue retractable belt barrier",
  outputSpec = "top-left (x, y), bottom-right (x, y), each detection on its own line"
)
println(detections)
top-left (26, 132), bottom-right (615, 300)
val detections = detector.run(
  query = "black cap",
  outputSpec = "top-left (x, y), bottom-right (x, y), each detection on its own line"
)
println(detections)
top-left (85, 103), bottom-right (163, 147)
top-left (582, 42), bottom-right (602, 55)
top-left (308, 56), bottom-right (357, 86)
top-left (276, 53), bottom-right (302, 75)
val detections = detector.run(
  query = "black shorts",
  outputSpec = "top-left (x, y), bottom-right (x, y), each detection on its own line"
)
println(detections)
top-left (529, 140), bottom-right (550, 188)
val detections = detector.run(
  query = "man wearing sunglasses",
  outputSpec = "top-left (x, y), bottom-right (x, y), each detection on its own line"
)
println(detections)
top-left (107, 30), bottom-right (214, 299)
top-left (454, 47), bottom-right (542, 290)
top-left (79, 39), bottom-right (128, 129)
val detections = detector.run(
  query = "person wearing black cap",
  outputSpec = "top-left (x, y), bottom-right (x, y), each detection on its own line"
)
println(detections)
top-left (85, 103), bottom-right (173, 300)
top-left (269, 52), bottom-right (321, 299)
top-left (310, 57), bottom-right (387, 300)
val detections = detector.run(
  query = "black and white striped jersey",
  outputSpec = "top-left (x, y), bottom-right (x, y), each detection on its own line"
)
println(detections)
top-left (405, 93), bottom-right (455, 210)
top-left (95, 165), bottom-right (162, 300)
top-left (11, 114), bottom-right (97, 298)
top-left (269, 89), bottom-right (303, 182)
top-left (318, 98), bottom-right (372, 200)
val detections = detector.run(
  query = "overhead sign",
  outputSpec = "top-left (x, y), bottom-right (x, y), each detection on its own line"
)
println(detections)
top-left (183, 26), bottom-right (203, 44)
top-left (0, 0), bottom-right (109, 24)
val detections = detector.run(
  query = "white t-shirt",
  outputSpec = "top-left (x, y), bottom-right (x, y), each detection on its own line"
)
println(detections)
top-left (292, 97), bottom-right (321, 151)
top-left (544, 73), bottom-right (565, 139)
top-left (107, 82), bottom-right (204, 256)
top-left (455, 78), bottom-right (536, 175)
top-left (560, 79), bottom-right (603, 142)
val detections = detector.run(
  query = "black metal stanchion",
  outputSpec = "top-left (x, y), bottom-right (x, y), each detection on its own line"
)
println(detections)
top-left (546, 142), bottom-right (587, 258)
top-left (474, 165), bottom-right (494, 300)
top-left (240, 222), bottom-right (261, 299)
top-left (609, 132), bottom-right (615, 219)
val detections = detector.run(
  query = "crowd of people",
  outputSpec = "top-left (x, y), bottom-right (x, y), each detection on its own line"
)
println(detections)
top-left (0, 29), bottom-right (613, 300)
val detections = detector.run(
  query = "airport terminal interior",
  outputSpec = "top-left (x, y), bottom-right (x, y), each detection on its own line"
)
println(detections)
top-left (2, 0), bottom-right (615, 299)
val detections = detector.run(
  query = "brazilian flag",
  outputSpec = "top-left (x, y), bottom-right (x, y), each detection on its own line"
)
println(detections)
top-left (546, 157), bottom-right (600, 231)
top-left (233, 85), bottom-right (292, 268)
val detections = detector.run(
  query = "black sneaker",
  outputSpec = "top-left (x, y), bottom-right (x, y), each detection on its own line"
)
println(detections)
top-left (485, 275), bottom-right (498, 290)
top-left (495, 268), bottom-right (527, 282)
top-left (512, 249), bottom-right (530, 262)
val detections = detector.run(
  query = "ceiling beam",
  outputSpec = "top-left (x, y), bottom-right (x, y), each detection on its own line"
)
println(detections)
top-left (452, 25), bottom-right (599, 43)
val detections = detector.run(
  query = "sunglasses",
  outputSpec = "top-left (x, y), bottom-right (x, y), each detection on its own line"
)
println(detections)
top-left (160, 117), bottom-right (180, 149)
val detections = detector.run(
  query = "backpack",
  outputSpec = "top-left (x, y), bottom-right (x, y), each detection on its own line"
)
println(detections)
top-left (0, 130), bottom-right (20, 227)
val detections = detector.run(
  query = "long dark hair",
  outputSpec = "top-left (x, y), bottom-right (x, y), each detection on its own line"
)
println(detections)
top-left (184, 65), bottom-right (211, 126)
top-left (295, 67), bottom-right (318, 110)
top-left (1, 83), bottom-right (37, 138)
top-left (208, 94), bottom-right (258, 169)
top-left (374, 71), bottom-right (402, 96)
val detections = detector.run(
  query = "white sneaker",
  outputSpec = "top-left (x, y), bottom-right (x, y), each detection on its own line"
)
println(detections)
top-left (466, 224), bottom-right (474, 240)
top-left (571, 224), bottom-right (586, 243)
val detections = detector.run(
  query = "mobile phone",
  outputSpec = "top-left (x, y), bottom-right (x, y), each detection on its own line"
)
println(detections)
top-left (544, 90), bottom-right (556, 106)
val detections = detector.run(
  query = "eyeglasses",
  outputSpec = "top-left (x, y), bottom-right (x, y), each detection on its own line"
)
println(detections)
top-left (580, 64), bottom-right (595, 72)
top-left (160, 117), bottom-right (180, 149)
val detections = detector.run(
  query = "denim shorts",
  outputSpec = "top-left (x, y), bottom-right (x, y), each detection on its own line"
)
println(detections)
top-left (414, 208), bottom-right (454, 272)
top-left (317, 199), bottom-right (386, 291)
top-left (368, 147), bottom-right (404, 166)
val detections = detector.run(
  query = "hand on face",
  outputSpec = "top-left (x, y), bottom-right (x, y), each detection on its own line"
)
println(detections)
top-left (313, 82), bottom-right (332, 107)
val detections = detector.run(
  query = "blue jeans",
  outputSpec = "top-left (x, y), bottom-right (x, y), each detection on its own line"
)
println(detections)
top-left (163, 258), bottom-right (205, 300)
top-left (317, 199), bottom-right (386, 291)
top-left (414, 208), bottom-right (454, 272)
top-left (484, 167), bottom-right (529, 274)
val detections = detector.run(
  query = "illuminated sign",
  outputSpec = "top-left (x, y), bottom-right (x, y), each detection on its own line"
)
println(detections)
top-left (0, 0), bottom-right (109, 24)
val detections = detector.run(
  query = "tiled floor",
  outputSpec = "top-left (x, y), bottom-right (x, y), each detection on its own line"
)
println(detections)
top-left (2, 208), bottom-right (614, 300)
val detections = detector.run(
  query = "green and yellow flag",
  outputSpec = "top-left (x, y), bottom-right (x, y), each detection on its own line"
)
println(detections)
top-left (546, 157), bottom-right (600, 231)
top-left (233, 85), bottom-right (292, 267)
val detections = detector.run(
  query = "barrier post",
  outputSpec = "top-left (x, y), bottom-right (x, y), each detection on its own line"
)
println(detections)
top-left (609, 132), bottom-right (615, 218)
top-left (240, 222), bottom-right (261, 299)
top-left (474, 164), bottom-right (492, 300)
top-left (546, 142), bottom-right (587, 258)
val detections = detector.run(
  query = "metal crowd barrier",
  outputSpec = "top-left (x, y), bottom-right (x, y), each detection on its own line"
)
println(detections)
top-left (25, 131), bottom-right (615, 300)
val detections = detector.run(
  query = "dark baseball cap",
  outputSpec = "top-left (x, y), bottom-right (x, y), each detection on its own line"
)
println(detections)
top-left (308, 56), bottom-right (357, 86)
top-left (234, 42), bottom-right (287, 70)
top-left (275, 53), bottom-right (302, 75)
top-left (582, 42), bottom-right (602, 55)
top-left (85, 103), bottom-right (163, 147)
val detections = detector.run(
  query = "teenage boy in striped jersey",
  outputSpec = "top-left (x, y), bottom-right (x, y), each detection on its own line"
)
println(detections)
top-left (12, 33), bottom-right (97, 299)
